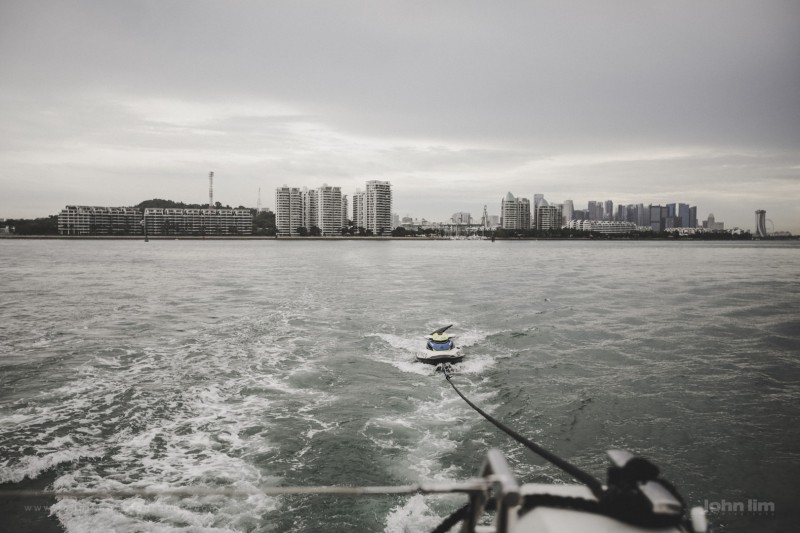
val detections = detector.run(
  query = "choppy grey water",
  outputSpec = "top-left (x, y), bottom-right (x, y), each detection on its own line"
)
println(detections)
top-left (1, 239), bottom-right (799, 532)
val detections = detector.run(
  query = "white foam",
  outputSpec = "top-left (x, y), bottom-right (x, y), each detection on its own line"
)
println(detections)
top-left (0, 448), bottom-right (104, 484)
top-left (384, 494), bottom-right (442, 533)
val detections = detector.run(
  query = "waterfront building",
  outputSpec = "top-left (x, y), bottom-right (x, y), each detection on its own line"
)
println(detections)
top-left (689, 206), bottom-right (697, 228)
top-left (564, 220), bottom-right (639, 234)
top-left (276, 186), bottom-right (302, 236)
top-left (562, 200), bottom-right (574, 224)
top-left (501, 192), bottom-right (531, 230)
top-left (755, 210), bottom-right (767, 238)
top-left (352, 189), bottom-right (365, 229)
top-left (364, 180), bottom-right (392, 234)
top-left (341, 195), bottom-right (349, 228)
top-left (143, 208), bottom-right (252, 235)
top-left (535, 201), bottom-right (563, 231)
top-left (58, 205), bottom-right (252, 236)
top-left (58, 205), bottom-right (144, 235)
top-left (315, 184), bottom-right (343, 236)
top-left (605, 200), bottom-right (614, 221)
top-left (301, 188), bottom-right (318, 231)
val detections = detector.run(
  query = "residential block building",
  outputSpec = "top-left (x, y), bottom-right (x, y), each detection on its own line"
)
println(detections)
top-left (501, 192), bottom-right (530, 230)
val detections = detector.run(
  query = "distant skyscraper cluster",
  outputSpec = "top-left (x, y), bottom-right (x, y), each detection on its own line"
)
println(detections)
top-left (275, 180), bottom-right (391, 236)
top-left (499, 193), bottom-right (707, 234)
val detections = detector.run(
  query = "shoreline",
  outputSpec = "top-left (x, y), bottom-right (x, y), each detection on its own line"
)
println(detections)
top-left (1, 235), bottom-right (793, 242)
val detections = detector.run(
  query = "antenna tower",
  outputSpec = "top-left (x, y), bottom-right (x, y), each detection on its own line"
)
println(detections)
top-left (209, 171), bottom-right (214, 209)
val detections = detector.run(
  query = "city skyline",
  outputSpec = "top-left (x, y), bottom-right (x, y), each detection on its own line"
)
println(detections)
top-left (1, 1), bottom-right (798, 233)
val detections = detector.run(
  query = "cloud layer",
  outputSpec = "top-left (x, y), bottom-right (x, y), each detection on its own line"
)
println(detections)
top-left (1, 1), bottom-right (798, 231)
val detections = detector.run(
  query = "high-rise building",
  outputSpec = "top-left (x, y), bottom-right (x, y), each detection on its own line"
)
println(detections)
top-left (276, 185), bottom-right (302, 235)
top-left (588, 201), bottom-right (599, 221)
top-left (755, 210), bottom-right (767, 237)
top-left (535, 200), bottom-right (562, 231)
top-left (315, 184), bottom-right (343, 236)
top-left (649, 205), bottom-right (670, 232)
top-left (501, 192), bottom-right (531, 230)
top-left (352, 189), bottom-right (365, 229)
top-left (703, 214), bottom-right (724, 231)
top-left (301, 188), bottom-right (318, 230)
top-left (341, 195), bottom-right (349, 228)
top-left (364, 180), bottom-right (392, 234)
top-left (451, 212), bottom-right (472, 224)
top-left (562, 200), bottom-right (574, 225)
top-left (605, 200), bottom-right (614, 221)
top-left (689, 206), bottom-right (697, 228)
top-left (637, 204), bottom-right (647, 226)
top-left (678, 203), bottom-right (690, 227)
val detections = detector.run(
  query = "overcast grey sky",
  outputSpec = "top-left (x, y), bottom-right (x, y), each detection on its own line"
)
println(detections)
top-left (2, 0), bottom-right (799, 232)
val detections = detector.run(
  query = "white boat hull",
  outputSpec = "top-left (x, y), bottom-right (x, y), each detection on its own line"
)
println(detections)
top-left (416, 347), bottom-right (464, 364)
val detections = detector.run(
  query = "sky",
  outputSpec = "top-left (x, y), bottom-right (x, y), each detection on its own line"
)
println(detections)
top-left (1, 0), bottom-right (799, 232)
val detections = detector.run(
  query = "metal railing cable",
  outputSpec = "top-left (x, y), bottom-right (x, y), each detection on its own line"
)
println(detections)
top-left (0, 480), bottom-right (490, 500)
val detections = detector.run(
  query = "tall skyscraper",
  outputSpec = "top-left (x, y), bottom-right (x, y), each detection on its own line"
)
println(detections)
top-left (649, 205), bottom-right (669, 232)
top-left (755, 210), bottom-right (767, 237)
top-left (501, 192), bottom-right (531, 230)
top-left (588, 201), bottom-right (599, 221)
top-left (689, 206), bottom-right (697, 228)
top-left (605, 200), bottom-right (614, 221)
top-left (678, 203), bottom-right (690, 228)
top-left (275, 186), bottom-right (302, 236)
top-left (562, 200), bottom-right (574, 225)
top-left (364, 180), bottom-right (392, 234)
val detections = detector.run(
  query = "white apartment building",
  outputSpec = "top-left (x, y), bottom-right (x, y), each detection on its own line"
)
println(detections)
top-left (534, 201), bottom-right (563, 231)
top-left (143, 208), bottom-right (251, 235)
top-left (275, 186), bottom-right (302, 236)
top-left (352, 189), bottom-right (365, 229)
top-left (501, 192), bottom-right (530, 230)
top-left (301, 188), bottom-right (318, 230)
top-left (564, 220), bottom-right (638, 234)
top-left (58, 205), bottom-right (252, 236)
top-left (316, 184), bottom-right (343, 236)
top-left (351, 182), bottom-right (392, 234)
top-left (58, 206), bottom-right (144, 235)
top-left (364, 180), bottom-right (392, 234)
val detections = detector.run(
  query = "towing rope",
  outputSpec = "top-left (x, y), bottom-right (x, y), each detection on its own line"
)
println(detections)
top-left (442, 366), bottom-right (604, 498)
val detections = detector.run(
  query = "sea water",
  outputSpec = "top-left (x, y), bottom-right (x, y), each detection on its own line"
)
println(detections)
top-left (1, 239), bottom-right (798, 532)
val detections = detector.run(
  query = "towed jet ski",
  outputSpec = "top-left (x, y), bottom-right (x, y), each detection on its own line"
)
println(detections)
top-left (417, 325), bottom-right (464, 364)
